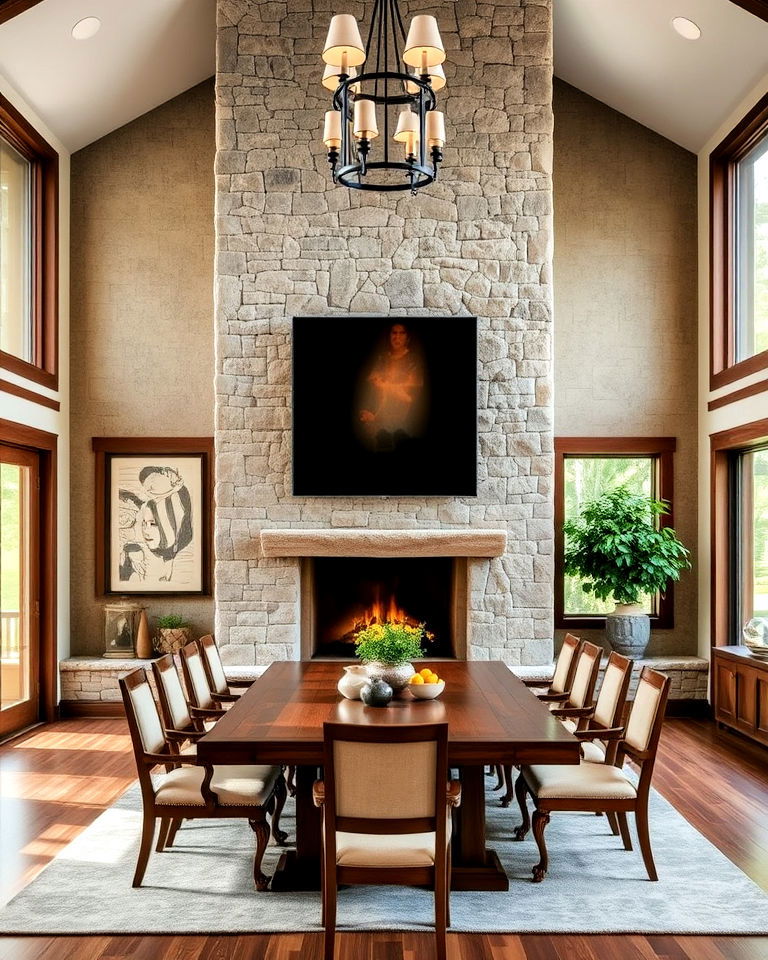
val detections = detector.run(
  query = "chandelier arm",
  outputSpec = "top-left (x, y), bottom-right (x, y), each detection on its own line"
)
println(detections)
top-left (382, 0), bottom-right (389, 159)
top-left (374, 0), bottom-right (383, 100)
top-left (392, 0), bottom-right (407, 46)
top-left (419, 86), bottom-right (426, 169)
top-left (364, 0), bottom-right (379, 62)
top-left (389, 0), bottom-right (403, 69)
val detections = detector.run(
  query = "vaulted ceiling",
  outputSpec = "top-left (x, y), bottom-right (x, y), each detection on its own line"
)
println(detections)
top-left (0, 0), bottom-right (766, 153)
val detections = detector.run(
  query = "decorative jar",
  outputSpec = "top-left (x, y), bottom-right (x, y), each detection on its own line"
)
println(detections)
top-left (103, 599), bottom-right (144, 659)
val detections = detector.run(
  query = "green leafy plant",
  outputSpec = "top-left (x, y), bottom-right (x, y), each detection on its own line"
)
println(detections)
top-left (563, 486), bottom-right (691, 607)
top-left (355, 622), bottom-right (426, 664)
top-left (156, 614), bottom-right (188, 630)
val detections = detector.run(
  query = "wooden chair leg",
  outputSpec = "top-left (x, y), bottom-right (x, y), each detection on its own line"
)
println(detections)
top-left (434, 862), bottom-right (447, 960)
top-left (500, 764), bottom-right (515, 807)
top-left (323, 869), bottom-right (337, 960)
top-left (512, 773), bottom-right (531, 841)
top-left (249, 815), bottom-right (272, 891)
top-left (286, 765), bottom-right (297, 798)
top-left (155, 817), bottom-right (171, 852)
top-left (616, 811), bottom-right (633, 851)
top-left (492, 764), bottom-right (505, 791)
top-left (635, 801), bottom-right (658, 881)
top-left (605, 811), bottom-right (620, 836)
top-left (531, 810), bottom-right (550, 883)
top-left (132, 809), bottom-right (157, 887)
top-left (166, 817), bottom-right (183, 848)
top-left (270, 769), bottom-right (289, 845)
top-left (446, 843), bottom-right (452, 929)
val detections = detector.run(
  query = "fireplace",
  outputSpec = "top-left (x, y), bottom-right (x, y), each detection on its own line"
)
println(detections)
top-left (300, 556), bottom-right (467, 660)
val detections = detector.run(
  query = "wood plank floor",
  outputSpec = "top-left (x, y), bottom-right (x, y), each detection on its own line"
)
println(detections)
top-left (1, 717), bottom-right (768, 960)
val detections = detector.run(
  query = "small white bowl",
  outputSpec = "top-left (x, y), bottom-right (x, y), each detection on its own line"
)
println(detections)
top-left (409, 680), bottom-right (445, 700)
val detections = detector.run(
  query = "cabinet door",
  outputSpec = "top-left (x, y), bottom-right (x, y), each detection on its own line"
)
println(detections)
top-left (736, 664), bottom-right (757, 732)
top-left (755, 673), bottom-right (768, 746)
top-left (715, 660), bottom-right (738, 725)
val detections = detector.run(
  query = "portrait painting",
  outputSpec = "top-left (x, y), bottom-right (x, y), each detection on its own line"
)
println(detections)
top-left (292, 316), bottom-right (477, 496)
top-left (93, 438), bottom-right (213, 595)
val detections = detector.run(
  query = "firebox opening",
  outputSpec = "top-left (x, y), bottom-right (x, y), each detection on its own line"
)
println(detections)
top-left (305, 557), bottom-right (460, 659)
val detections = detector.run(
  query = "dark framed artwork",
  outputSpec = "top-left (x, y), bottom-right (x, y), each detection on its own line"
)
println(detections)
top-left (92, 437), bottom-right (214, 596)
top-left (292, 316), bottom-right (477, 496)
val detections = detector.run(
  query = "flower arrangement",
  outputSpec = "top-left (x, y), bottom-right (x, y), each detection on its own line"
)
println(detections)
top-left (354, 621), bottom-right (426, 665)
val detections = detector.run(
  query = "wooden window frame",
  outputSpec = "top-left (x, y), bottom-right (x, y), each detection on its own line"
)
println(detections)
top-left (710, 91), bottom-right (768, 394)
top-left (0, 418), bottom-right (57, 724)
top-left (710, 418), bottom-right (768, 650)
top-left (727, 0), bottom-right (768, 21)
top-left (0, 92), bottom-right (59, 391)
top-left (555, 437), bottom-right (677, 631)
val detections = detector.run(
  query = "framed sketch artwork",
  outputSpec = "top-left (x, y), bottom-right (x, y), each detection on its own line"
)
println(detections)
top-left (93, 438), bottom-right (213, 596)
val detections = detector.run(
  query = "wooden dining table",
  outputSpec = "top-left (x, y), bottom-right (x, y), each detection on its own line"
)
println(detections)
top-left (196, 659), bottom-right (580, 891)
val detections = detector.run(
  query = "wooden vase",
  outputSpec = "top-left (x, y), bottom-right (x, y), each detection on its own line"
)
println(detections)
top-left (135, 610), bottom-right (153, 659)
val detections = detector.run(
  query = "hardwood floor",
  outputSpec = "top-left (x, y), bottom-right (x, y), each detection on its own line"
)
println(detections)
top-left (1, 717), bottom-right (768, 960)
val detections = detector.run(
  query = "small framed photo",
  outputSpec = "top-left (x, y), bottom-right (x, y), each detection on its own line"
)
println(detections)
top-left (93, 438), bottom-right (214, 596)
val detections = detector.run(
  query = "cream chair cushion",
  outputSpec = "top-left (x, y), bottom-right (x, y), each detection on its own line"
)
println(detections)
top-left (524, 761), bottom-right (637, 800)
top-left (569, 651), bottom-right (595, 708)
top-left (625, 678), bottom-right (662, 753)
top-left (161, 666), bottom-right (193, 730)
top-left (187, 653), bottom-right (215, 709)
top-left (594, 661), bottom-right (625, 727)
top-left (154, 763), bottom-right (280, 806)
top-left (129, 682), bottom-right (165, 754)
top-left (333, 740), bottom-right (436, 819)
top-left (336, 831), bottom-right (437, 868)
top-left (551, 642), bottom-right (575, 694)
top-left (204, 641), bottom-right (229, 696)
top-left (578, 739), bottom-right (606, 764)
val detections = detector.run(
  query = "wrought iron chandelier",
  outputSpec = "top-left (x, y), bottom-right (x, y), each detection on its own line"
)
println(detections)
top-left (320, 2), bottom-right (447, 193)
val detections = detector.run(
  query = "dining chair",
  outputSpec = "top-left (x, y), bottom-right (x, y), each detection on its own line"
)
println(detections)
top-left (500, 638), bottom-right (596, 807)
top-left (313, 721), bottom-right (460, 960)
top-left (513, 666), bottom-right (671, 883)
top-left (119, 667), bottom-right (288, 890)
top-left (152, 654), bottom-right (218, 743)
top-left (522, 633), bottom-right (583, 699)
top-left (179, 639), bottom-right (230, 714)
top-left (199, 634), bottom-right (253, 700)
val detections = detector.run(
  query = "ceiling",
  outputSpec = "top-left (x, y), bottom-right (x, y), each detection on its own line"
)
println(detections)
top-left (554, 0), bottom-right (768, 152)
top-left (0, 0), bottom-right (766, 154)
top-left (0, 0), bottom-right (215, 153)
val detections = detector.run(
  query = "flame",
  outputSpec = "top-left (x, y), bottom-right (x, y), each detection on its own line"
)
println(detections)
top-left (332, 585), bottom-right (418, 643)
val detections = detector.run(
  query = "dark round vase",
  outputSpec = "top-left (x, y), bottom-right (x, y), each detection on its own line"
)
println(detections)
top-left (360, 678), bottom-right (394, 707)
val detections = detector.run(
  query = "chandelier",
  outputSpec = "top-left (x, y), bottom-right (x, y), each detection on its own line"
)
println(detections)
top-left (320, 2), bottom-right (447, 193)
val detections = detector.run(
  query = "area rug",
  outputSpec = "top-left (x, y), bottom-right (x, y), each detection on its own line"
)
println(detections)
top-left (2, 779), bottom-right (767, 935)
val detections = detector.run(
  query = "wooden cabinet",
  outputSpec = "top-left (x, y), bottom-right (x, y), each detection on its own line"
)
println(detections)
top-left (714, 647), bottom-right (768, 748)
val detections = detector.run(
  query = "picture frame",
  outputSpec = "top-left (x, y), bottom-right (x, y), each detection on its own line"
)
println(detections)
top-left (292, 315), bottom-right (478, 497)
top-left (92, 437), bottom-right (214, 596)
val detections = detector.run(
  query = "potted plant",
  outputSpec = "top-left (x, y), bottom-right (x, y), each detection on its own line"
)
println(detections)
top-left (354, 621), bottom-right (426, 691)
top-left (563, 486), bottom-right (691, 657)
top-left (154, 614), bottom-right (191, 654)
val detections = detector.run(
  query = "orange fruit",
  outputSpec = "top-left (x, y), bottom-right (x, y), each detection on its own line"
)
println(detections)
top-left (419, 667), bottom-right (432, 678)
top-left (410, 674), bottom-right (424, 685)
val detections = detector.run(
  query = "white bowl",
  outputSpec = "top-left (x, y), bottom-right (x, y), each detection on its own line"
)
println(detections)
top-left (409, 680), bottom-right (445, 700)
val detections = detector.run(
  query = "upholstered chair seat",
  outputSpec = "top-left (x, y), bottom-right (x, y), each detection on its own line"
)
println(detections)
top-left (335, 806), bottom-right (453, 868)
top-left (154, 763), bottom-right (281, 807)
top-left (523, 760), bottom-right (637, 800)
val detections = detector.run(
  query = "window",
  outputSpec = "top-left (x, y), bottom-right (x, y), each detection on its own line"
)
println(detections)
top-left (555, 438), bottom-right (676, 629)
top-left (0, 93), bottom-right (58, 389)
top-left (733, 446), bottom-right (768, 628)
top-left (711, 92), bottom-right (768, 391)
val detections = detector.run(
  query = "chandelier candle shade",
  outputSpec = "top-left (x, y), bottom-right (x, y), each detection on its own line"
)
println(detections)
top-left (320, 0), bottom-right (447, 192)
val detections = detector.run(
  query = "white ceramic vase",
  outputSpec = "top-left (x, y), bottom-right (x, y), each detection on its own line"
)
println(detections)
top-left (337, 664), bottom-right (371, 700)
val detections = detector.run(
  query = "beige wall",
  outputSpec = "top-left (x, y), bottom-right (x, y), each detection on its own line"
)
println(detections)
top-left (69, 79), bottom-right (215, 656)
top-left (553, 79), bottom-right (699, 657)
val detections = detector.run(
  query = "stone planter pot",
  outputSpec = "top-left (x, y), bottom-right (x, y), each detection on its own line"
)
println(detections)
top-left (155, 627), bottom-right (191, 655)
top-left (605, 603), bottom-right (650, 658)
top-left (363, 660), bottom-right (415, 692)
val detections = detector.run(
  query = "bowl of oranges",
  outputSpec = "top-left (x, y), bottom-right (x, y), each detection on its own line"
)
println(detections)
top-left (408, 667), bottom-right (445, 700)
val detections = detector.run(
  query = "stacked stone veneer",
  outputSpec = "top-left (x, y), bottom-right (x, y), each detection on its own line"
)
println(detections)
top-left (214, 0), bottom-right (554, 666)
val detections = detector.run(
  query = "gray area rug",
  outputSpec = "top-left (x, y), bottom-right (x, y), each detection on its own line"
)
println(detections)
top-left (2, 778), bottom-right (767, 935)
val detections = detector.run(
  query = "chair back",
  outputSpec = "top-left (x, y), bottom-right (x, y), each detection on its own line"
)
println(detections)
top-left (593, 651), bottom-right (633, 728)
top-left (152, 654), bottom-right (194, 732)
top-left (180, 640), bottom-right (215, 710)
top-left (199, 634), bottom-right (229, 696)
top-left (619, 667), bottom-right (670, 785)
top-left (321, 721), bottom-right (449, 868)
top-left (566, 641), bottom-right (602, 708)
top-left (551, 633), bottom-right (582, 694)
top-left (119, 668), bottom-right (171, 803)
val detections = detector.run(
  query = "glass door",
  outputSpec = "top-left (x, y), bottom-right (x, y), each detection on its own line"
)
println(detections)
top-left (0, 444), bottom-right (40, 736)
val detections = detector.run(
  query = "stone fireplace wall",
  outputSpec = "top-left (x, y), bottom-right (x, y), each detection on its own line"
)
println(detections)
top-left (214, 0), bottom-right (554, 665)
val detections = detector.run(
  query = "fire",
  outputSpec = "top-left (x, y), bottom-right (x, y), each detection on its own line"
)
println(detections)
top-left (333, 585), bottom-right (420, 643)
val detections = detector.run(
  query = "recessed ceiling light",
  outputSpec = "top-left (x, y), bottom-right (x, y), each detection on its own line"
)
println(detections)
top-left (71, 16), bottom-right (101, 40)
top-left (671, 16), bottom-right (701, 40)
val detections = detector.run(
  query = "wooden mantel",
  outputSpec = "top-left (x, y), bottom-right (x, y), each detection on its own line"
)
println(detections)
top-left (259, 528), bottom-right (507, 558)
